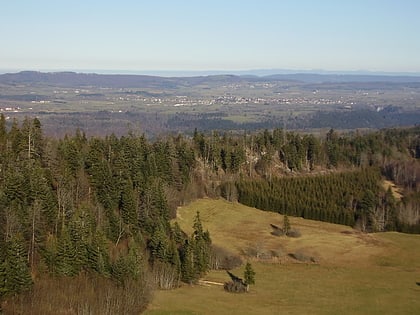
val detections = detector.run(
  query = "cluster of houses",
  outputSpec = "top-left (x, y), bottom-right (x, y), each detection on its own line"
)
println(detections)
top-left (0, 106), bottom-right (20, 114)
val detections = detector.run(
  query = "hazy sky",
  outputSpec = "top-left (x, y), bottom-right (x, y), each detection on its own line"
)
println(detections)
top-left (1, 0), bottom-right (420, 73)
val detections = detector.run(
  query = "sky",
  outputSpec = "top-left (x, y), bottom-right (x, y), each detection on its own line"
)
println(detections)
top-left (1, 0), bottom-right (420, 74)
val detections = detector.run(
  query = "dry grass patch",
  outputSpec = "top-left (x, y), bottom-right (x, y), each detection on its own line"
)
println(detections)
top-left (175, 198), bottom-right (387, 266)
top-left (145, 199), bottom-right (420, 315)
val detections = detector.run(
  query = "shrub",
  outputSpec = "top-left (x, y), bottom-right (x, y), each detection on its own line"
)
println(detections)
top-left (270, 247), bottom-right (285, 258)
top-left (210, 245), bottom-right (243, 270)
top-left (286, 228), bottom-right (302, 238)
top-left (223, 281), bottom-right (248, 293)
top-left (242, 241), bottom-right (265, 259)
top-left (288, 250), bottom-right (317, 263)
top-left (270, 223), bottom-right (301, 238)
top-left (270, 223), bottom-right (284, 236)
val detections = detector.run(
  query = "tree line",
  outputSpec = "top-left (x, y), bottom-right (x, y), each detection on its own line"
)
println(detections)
top-left (234, 168), bottom-right (398, 231)
top-left (193, 126), bottom-right (419, 233)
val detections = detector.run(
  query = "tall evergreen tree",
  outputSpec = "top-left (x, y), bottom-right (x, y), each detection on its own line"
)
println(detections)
top-left (56, 227), bottom-right (77, 276)
top-left (180, 239), bottom-right (195, 284)
top-left (2, 235), bottom-right (33, 295)
top-left (243, 261), bottom-right (256, 285)
top-left (149, 222), bottom-right (170, 263)
top-left (192, 211), bottom-right (211, 277)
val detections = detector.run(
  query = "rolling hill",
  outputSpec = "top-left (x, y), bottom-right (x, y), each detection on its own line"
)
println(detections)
top-left (145, 198), bottom-right (420, 315)
top-left (1, 71), bottom-right (420, 89)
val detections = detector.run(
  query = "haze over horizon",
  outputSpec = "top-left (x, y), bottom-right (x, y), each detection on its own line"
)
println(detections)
top-left (1, 0), bottom-right (420, 74)
top-left (2, 68), bottom-right (420, 78)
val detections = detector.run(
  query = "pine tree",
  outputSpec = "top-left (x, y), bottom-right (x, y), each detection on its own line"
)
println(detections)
top-left (68, 207), bottom-right (92, 271)
top-left (119, 178), bottom-right (137, 226)
top-left (56, 227), bottom-right (77, 276)
top-left (168, 239), bottom-right (181, 273)
top-left (172, 222), bottom-right (185, 245)
top-left (192, 212), bottom-right (211, 276)
top-left (193, 211), bottom-right (204, 238)
top-left (3, 235), bottom-right (33, 295)
top-left (126, 238), bottom-right (145, 281)
top-left (149, 222), bottom-right (170, 262)
top-left (87, 231), bottom-right (110, 276)
top-left (112, 255), bottom-right (130, 287)
top-left (8, 118), bottom-right (25, 160)
top-left (180, 239), bottom-right (195, 284)
top-left (41, 235), bottom-right (59, 274)
top-left (326, 129), bottom-right (340, 168)
top-left (243, 261), bottom-right (256, 285)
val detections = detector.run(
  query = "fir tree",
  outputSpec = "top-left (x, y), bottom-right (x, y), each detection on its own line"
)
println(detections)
top-left (180, 239), bottom-right (195, 284)
top-left (192, 212), bottom-right (212, 276)
top-left (126, 238), bottom-right (145, 281)
top-left (112, 255), bottom-right (130, 287)
top-left (3, 235), bottom-right (33, 295)
top-left (87, 231), bottom-right (111, 276)
top-left (149, 222), bottom-right (170, 263)
top-left (172, 221), bottom-right (185, 245)
top-left (243, 261), bottom-right (256, 285)
top-left (56, 227), bottom-right (78, 276)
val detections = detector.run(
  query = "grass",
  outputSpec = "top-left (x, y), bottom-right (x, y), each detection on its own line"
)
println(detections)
top-left (144, 198), bottom-right (420, 315)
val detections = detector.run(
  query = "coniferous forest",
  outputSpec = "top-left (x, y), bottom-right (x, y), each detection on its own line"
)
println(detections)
top-left (0, 113), bottom-right (419, 313)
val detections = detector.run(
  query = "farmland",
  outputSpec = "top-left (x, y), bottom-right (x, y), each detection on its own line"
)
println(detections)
top-left (1, 71), bottom-right (420, 137)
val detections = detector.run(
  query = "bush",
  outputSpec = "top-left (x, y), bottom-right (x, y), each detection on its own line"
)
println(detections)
top-left (223, 281), bottom-right (248, 293)
top-left (242, 240), bottom-right (265, 259)
top-left (270, 223), bottom-right (283, 236)
top-left (270, 229), bottom-right (284, 237)
top-left (288, 250), bottom-right (317, 263)
top-left (210, 245), bottom-right (243, 270)
top-left (270, 246), bottom-right (285, 258)
top-left (270, 223), bottom-right (301, 238)
top-left (286, 228), bottom-right (302, 238)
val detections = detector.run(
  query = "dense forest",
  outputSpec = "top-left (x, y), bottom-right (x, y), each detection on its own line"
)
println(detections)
top-left (0, 115), bottom-right (211, 313)
top-left (0, 113), bottom-right (419, 313)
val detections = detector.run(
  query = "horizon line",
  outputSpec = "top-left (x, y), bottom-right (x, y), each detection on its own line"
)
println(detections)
top-left (1, 68), bottom-right (420, 77)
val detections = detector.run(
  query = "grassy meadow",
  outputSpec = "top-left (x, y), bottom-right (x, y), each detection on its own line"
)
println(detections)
top-left (145, 199), bottom-right (420, 315)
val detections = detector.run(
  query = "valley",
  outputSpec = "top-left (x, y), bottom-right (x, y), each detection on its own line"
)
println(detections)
top-left (1, 71), bottom-right (420, 137)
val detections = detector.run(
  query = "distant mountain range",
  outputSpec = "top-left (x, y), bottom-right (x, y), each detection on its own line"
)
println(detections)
top-left (1, 70), bottom-right (420, 88)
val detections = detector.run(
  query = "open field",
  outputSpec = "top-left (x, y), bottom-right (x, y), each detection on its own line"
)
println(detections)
top-left (145, 199), bottom-right (420, 315)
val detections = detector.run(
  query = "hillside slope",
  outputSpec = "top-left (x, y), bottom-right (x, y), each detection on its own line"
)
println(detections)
top-left (146, 199), bottom-right (420, 315)
top-left (176, 199), bottom-right (394, 266)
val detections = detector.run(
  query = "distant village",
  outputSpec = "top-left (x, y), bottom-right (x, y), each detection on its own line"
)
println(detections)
top-left (105, 92), bottom-right (356, 108)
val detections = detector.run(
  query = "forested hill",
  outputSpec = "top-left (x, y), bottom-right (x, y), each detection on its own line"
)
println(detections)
top-left (0, 71), bottom-right (249, 88)
top-left (0, 114), bottom-right (419, 312)
top-left (1, 71), bottom-right (420, 88)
